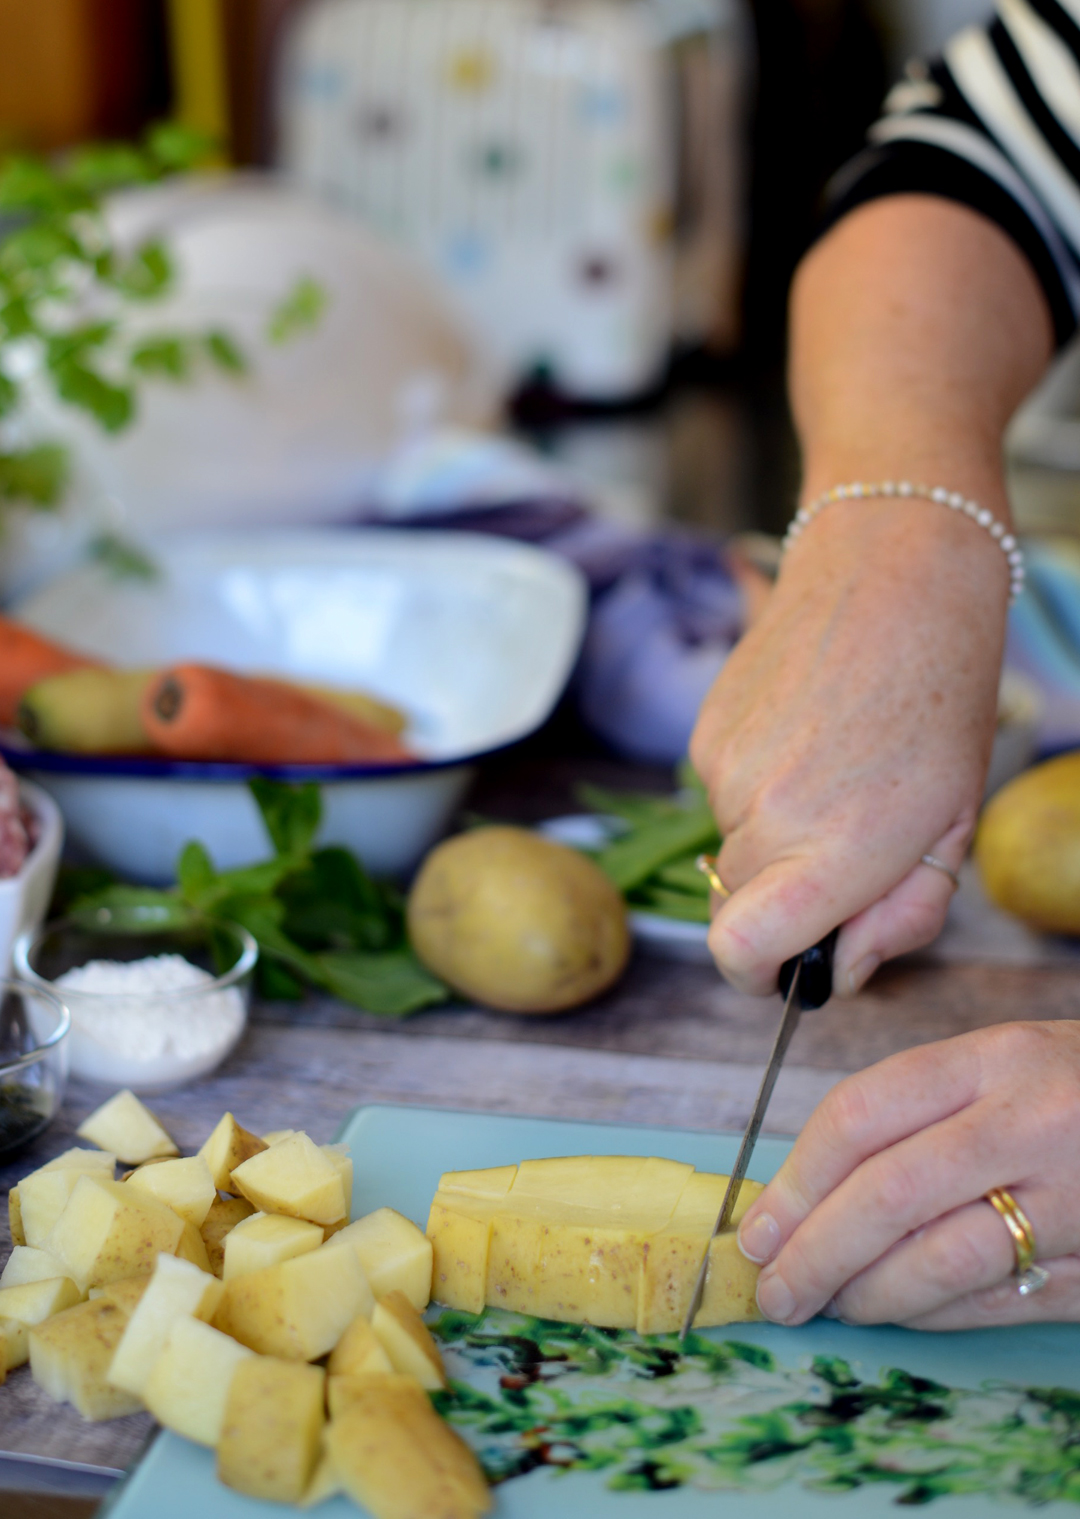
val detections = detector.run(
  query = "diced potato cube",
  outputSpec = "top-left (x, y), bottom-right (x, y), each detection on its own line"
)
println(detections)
top-left (222, 1212), bottom-right (322, 1280)
top-left (217, 1242), bottom-right (373, 1361)
top-left (142, 1316), bottom-right (254, 1446)
top-left (438, 1167), bottom-right (517, 1201)
top-left (1, 1317), bottom-right (29, 1371)
top-left (217, 1356), bottom-right (325, 1503)
top-left (9, 1186), bottom-right (25, 1245)
top-left (41, 1147), bottom-right (117, 1174)
top-left (638, 1174), bottom-right (764, 1333)
top-left (107, 1254), bottom-right (224, 1397)
top-left (327, 1372), bottom-right (404, 1420)
top-left (46, 1176), bottom-right (185, 1291)
top-left (77, 1091), bottom-right (178, 1165)
top-left (331, 1209), bottom-right (432, 1310)
top-left (175, 1220), bottom-right (211, 1273)
top-left (0, 1245), bottom-right (69, 1289)
top-left (371, 1291), bottom-right (445, 1391)
top-left (426, 1199), bottom-right (494, 1314)
top-left (91, 1277), bottom-right (151, 1314)
top-left (299, 1453), bottom-right (342, 1509)
top-left (18, 1152), bottom-right (117, 1248)
top-left (198, 1113), bottom-right (267, 1192)
top-left (261, 1129), bottom-right (296, 1146)
top-left (327, 1313), bottom-right (393, 1379)
top-left (0, 1276), bottom-right (82, 1324)
top-left (125, 1156), bottom-right (216, 1228)
top-left (200, 1195), bottom-right (255, 1278)
top-left (320, 1145), bottom-right (352, 1221)
top-left (231, 1134), bottom-right (346, 1226)
top-left (324, 1375), bottom-right (490, 1519)
top-left (30, 1298), bottom-right (143, 1420)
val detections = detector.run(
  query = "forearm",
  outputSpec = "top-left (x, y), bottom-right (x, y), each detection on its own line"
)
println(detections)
top-left (790, 194), bottom-right (1053, 514)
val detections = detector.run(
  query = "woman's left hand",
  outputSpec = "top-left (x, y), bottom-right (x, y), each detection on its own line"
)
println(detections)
top-left (736, 1021), bottom-right (1080, 1328)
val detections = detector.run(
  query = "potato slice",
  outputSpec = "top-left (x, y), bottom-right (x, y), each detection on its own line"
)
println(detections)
top-left (299, 1452), bottom-right (342, 1509)
top-left (324, 1374), bottom-right (490, 1519)
top-left (327, 1313), bottom-right (392, 1379)
top-left (91, 1277), bottom-right (151, 1314)
top-left (174, 1220), bottom-right (211, 1273)
top-left (231, 1134), bottom-right (346, 1227)
top-left (1, 1318), bottom-right (29, 1371)
top-left (371, 1292), bottom-right (445, 1391)
top-left (331, 1209), bottom-right (432, 1310)
top-left (18, 1150), bottom-right (117, 1248)
top-left (142, 1316), bottom-right (254, 1446)
top-left (77, 1091), bottom-right (177, 1165)
top-left (126, 1155), bottom-right (216, 1228)
top-left (8, 1187), bottom-right (25, 1246)
top-left (198, 1113), bottom-right (268, 1192)
top-left (427, 1199), bottom-right (497, 1315)
top-left (46, 1175), bottom-right (185, 1291)
top-left (217, 1356), bottom-right (325, 1503)
top-left (107, 1254), bottom-right (224, 1397)
top-left (222, 1212), bottom-right (323, 1280)
top-left (200, 1195), bottom-right (256, 1278)
top-left (217, 1243), bottom-right (373, 1361)
top-left (0, 1276), bottom-right (82, 1325)
top-left (30, 1297), bottom-right (143, 1420)
top-left (261, 1129), bottom-right (296, 1146)
top-left (0, 1245), bottom-right (69, 1289)
top-left (638, 1173), bottom-right (764, 1333)
top-left (320, 1145), bottom-right (353, 1221)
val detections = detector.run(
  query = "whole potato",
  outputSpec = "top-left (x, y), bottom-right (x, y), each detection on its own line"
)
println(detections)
top-left (975, 750), bottom-right (1080, 932)
top-left (407, 826), bottom-right (630, 1013)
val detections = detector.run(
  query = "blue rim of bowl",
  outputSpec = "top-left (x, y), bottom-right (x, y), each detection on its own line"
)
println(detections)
top-left (14, 919), bottom-right (260, 1001)
top-left (0, 734), bottom-right (517, 782)
top-left (0, 976), bottom-right (71, 1073)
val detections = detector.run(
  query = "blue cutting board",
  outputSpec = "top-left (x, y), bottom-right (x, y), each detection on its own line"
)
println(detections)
top-left (103, 1104), bottom-right (1080, 1518)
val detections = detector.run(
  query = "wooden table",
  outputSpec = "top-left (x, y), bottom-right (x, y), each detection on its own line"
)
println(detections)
top-left (3, 743), bottom-right (1078, 1511)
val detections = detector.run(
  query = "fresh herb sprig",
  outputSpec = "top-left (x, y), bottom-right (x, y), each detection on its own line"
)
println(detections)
top-left (66, 779), bottom-right (450, 1018)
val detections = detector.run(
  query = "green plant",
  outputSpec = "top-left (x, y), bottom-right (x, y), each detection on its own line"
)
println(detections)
top-left (0, 121), bottom-right (320, 519)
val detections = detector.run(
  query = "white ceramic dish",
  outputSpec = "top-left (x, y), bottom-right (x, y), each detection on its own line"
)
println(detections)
top-left (3, 529), bottom-right (587, 882)
top-left (0, 781), bottom-right (64, 974)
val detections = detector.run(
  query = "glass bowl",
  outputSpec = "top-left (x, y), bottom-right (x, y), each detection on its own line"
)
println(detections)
top-left (14, 909), bottom-right (258, 1093)
top-left (0, 977), bottom-right (70, 1160)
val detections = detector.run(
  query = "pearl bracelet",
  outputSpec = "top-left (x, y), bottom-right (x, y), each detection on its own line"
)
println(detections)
top-left (782, 480), bottom-right (1025, 601)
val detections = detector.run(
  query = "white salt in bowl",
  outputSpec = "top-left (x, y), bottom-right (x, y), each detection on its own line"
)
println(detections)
top-left (14, 911), bottom-right (258, 1092)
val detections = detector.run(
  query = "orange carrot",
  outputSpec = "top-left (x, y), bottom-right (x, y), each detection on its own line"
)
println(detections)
top-left (142, 664), bottom-right (416, 766)
top-left (0, 615), bottom-right (101, 726)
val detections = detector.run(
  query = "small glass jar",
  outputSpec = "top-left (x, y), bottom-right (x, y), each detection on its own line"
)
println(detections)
top-left (0, 977), bottom-right (70, 1159)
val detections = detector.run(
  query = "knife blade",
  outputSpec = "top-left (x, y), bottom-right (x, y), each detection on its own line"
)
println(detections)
top-left (678, 929), bottom-right (837, 1340)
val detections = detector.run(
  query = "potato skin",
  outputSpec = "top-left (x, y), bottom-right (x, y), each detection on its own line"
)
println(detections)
top-left (976, 752), bottom-right (1080, 932)
top-left (407, 827), bottom-right (630, 1013)
top-left (217, 1356), bottom-right (325, 1503)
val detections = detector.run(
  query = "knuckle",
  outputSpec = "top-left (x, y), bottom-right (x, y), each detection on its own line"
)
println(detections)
top-left (981, 1021), bottom-right (1054, 1073)
top-left (920, 1222), bottom-right (997, 1296)
top-left (707, 917), bottom-right (774, 995)
top-left (868, 1154), bottom-right (920, 1226)
top-left (814, 1075), bottom-right (877, 1157)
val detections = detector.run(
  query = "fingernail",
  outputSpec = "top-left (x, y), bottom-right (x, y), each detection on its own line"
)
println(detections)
top-left (738, 1212), bottom-right (781, 1263)
top-left (756, 1269), bottom-right (797, 1323)
top-left (846, 953), bottom-right (881, 996)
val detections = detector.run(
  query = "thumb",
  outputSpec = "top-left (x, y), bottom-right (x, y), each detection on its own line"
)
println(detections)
top-left (707, 851), bottom-right (849, 996)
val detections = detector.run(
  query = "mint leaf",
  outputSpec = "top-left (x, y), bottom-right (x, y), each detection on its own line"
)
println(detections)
top-left (144, 121), bottom-right (218, 172)
top-left (266, 276), bottom-right (326, 344)
top-left (111, 239), bottom-right (172, 300)
top-left (66, 142), bottom-right (153, 195)
top-left (88, 533), bottom-right (159, 582)
top-left (249, 778), bottom-right (322, 858)
top-left (204, 330), bottom-right (246, 374)
top-left (49, 357), bottom-right (133, 432)
top-left (177, 841), bottom-right (217, 905)
top-left (0, 371), bottom-right (19, 418)
top-left (313, 947), bottom-right (449, 1017)
top-left (68, 884), bottom-right (194, 931)
top-left (0, 444), bottom-right (68, 505)
top-left (279, 846), bottom-right (399, 952)
top-left (130, 334), bottom-right (192, 380)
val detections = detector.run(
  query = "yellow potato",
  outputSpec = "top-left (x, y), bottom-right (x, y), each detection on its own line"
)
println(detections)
top-left (0, 1276), bottom-right (82, 1325)
top-left (231, 1133), bottom-right (346, 1226)
top-left (320, 1144), bottom-right (353, 1220)
top-left (200, 1195), bottom-right (256, 1278)
top-left (217, 1242), bottom-right (373, 1360)
top-left (77, 1090), bottom-right (177, 1165)
top-left (198, 1113), bottom-right (268, 1192)
top-left (142, 1316), bottom-right (254, 1447)
top-left (222, 1212), bottom-right (323, 1280)
top-left (8, 1186), bottom-right (25, 1246)
top-left (638, 1172), bottom-right (764, 1333)
top-left (91, 1277), bottom-right (151, 1314)
top-left (324, 1374), bottom-right (490, 1519)
top-left (0, 1245), bottom-right (69, 1289)
top-left (107, 1254), bottom-right (224, 1397)
top-left (327, 1312), bottom-right (393, 1379)
top-left (329, 1208), bottom-right (432, 1310)
top-left (217, 1356), bottom-right (325, 1503)
top-left (371, 1291), bottom-right (446, 1391)
top-left (298, 1452), bottom-right (342, 1509)
top-left (46, 1175), bottom-right (185, 1291)
top-left (17, 1149), bottom-right (117, 1248)
top-left (125, 1155), bottom-right (216, 1228)
top-left (30, 1297), bottom-right (143, 1420)
top-left (0, 1318), bottom-right (29, 1371)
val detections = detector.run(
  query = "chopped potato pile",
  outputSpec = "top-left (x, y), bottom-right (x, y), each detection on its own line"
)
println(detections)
top-left (1, 1092), bottom-right (488, 1517)
top-left (427, 1155), bottom-right (765, 1333)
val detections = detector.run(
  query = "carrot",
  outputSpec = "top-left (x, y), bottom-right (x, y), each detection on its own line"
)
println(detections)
top-left (142, 664), bottom-right (417, 766)
top-left (0, 615), bottom-right (101, 727)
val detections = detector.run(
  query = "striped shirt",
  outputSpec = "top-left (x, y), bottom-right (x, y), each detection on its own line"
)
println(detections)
top-left (828, 0), bottom-right (1080, 345)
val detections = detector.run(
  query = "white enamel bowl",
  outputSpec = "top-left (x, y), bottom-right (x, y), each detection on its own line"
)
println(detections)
top-left (2, 529), bottom-right (587, 883)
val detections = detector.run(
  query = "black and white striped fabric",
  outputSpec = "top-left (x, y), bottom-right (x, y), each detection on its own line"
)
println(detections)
top-left (827, 0), bottom-right (1080, 345)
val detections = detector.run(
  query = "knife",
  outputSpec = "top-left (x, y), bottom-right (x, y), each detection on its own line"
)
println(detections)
top-left (678, 929), bottom-right (837, 1339)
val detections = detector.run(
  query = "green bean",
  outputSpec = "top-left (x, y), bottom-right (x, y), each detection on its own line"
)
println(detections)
top-left (594, 808), bottom-right (720, 893)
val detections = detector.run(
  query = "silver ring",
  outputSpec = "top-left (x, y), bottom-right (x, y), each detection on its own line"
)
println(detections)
top-left (920, 853), bottom-right (960, 889)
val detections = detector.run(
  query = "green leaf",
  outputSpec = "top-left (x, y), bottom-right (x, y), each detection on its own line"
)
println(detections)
top-left (65, 142), bottom-right (154, 195)
top-left (0, 444), bottom-right (69, 505)
top-left (266, 276), bottom-right (326, 344)
top-left (87, 533), bottom-right (160, 582)
top-left (111, 239), bottom-right (172, 300)
top-left (144, 121), bottom-right (219, 172)
top-left (0, 155), bottom-right (91, 215)
top-left (204, 329), bottom-right (246, 374)
top-left (313, 947), bottom-right (450, 1017)
top-left (256, 958), bottom-right (307, 1001)
top-left (177, 840), bottom-right (217, 905)
top-left (279, 846), bottom-right (400, 952)
top-left (129, 334), bottom-right (192, 379)
top-left (67, 884), bottom-right (194, 932)
top-left (0, 295), bottom-right (38, 339)
top-left (248, 778), bottom-right (322, 858)
top-left (49, 356), bottom-right (133, 432)
top-left (1, 220), bottom-right (86, 272)
top-left (49, 863), bottom-right (118, 916)
top-left (0, 369), bottom-right (18, 418)
top-left (45, 322), bottom-right (116, 367)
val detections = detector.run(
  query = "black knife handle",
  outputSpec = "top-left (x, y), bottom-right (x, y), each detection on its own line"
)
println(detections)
top-left (778, 928), bottom-right (838, 1010)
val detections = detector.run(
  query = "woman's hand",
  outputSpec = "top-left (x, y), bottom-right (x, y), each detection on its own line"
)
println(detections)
top-left (736, 1021), bottom-right (1080, 1328)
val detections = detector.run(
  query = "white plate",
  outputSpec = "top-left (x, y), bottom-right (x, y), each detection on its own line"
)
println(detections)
top-left (5, 529), bottom-right (587, 882)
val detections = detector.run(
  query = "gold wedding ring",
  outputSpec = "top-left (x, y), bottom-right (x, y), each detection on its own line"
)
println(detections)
top-left (985, 1187), bottom-right (1049, 1296)
top-left (696, 854), bottom-right (731, 899)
